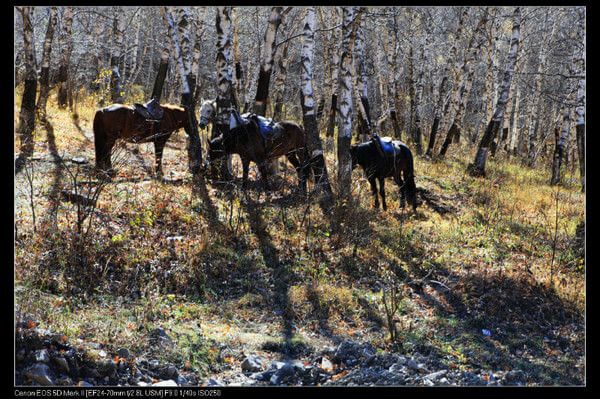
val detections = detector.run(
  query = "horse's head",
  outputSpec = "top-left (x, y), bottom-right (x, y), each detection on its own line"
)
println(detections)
top-left (198, 99), bottom-right (216, 130)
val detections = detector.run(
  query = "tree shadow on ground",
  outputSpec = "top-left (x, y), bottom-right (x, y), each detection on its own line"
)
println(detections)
top-left (407, 261), bottom-right (584, 385)
top-left (241, 192), bottom-right (299, 357)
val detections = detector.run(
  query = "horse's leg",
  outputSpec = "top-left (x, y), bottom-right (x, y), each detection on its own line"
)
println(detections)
top-left (242, 158), bottom-right (250, 189)
top-left (394, 171), bottom-right (406, 208)
top-left (258, 161), bottom-right (272, 191)
top-left (104, 138), bottom-right (117, 178)
top-left (153, 134), bottom-right (169, 179)
top-left (378, 176), bottom-right (387, 211)
top-left (369, 177), bottom-right (379, 209)
top-left (287, 153), bottom-right (306, 195)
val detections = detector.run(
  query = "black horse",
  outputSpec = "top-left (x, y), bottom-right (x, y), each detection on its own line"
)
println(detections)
top-left (208, 111), bottom-right (311, 192)
top-left (350, 137), bottom-right (417, 211)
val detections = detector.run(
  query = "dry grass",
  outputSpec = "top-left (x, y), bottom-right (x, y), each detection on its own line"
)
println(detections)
top-left (14, 91), bottom-right (585, 384)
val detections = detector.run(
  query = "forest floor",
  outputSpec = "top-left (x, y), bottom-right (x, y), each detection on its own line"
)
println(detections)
top-left (15, 94), bottom-right (585, 386)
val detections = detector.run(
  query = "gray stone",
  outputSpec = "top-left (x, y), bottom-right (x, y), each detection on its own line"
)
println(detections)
top-left (35, 349), bottom-right (50, 363)
top-left (71, 157), bottom-right (88, 164)
top-left (503, 370), bottom-right (526, 385)
top-left (159, 364), bottom-right (179, 380)
top-left (97, 359), bottom-right (117, 377)
top-left (117, 348), bottom-right (130, 359)
top-left (176, 375), bottom-right (189, 386)
top-left (424, 370), bottom-right (447, 382)
top-left (407, 359), bottom-right (419, 370)
top-left (152, 380), bottom-right (178, 387)
top-left (25, 363), bottom-right (54, 386)
top-left (53, 356), bottom-right (70, 373)
top-left (241, 355), bottom-right (264, 372)
top-left (206, 378), bottom-right (223, 386)
top-left (320, 356), bottom-right (334, 372)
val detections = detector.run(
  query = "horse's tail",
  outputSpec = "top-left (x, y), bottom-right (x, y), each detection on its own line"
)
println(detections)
top-left (93, 109), bottom-right (106, 169)
top-left (401, 144), bottom-right (418, 210)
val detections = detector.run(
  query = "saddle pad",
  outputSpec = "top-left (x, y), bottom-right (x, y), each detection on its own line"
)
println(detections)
top-left (378, 137), bottom-right (395, 155)
top-left (255, 115), bottom-right (275, 138)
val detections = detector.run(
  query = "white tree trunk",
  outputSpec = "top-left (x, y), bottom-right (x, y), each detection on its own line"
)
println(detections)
top-left (469, 7), bottom-right (521, 177)
top-left (337, 6), bottom-right (358, 198)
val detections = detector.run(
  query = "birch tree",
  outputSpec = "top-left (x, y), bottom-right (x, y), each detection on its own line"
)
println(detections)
top-left (165, 7), bottom-right (202, 175)
top-left (57, 7), bottom-right (73, 109)
top-left (385, 9), bottom-right (401, 139)
top-left (16, 6), bottom-right (37, 168)
top-left (337, 6), bottom-right (358, 198)
top-left (36, 7), bottom-right (58, 120)
top-left (468, 7), bottom-right (521, 177)
top-left (325, 8), bottom-right (341, 147)
top-left (439, 11), bottom-right (489, 157)
top-left (301, 7), bottom-right (333, 198)
top-left (253, 7), bottom-right (284, 116)
top-left (353, 7), bottom-right (371, 141)
top-left (426, 8), bottom-right (467, 157)
top-left (574, 8), bottom-right (585, 192)
top-left (110, 10), bottom-right (126, 103)
top-left (213, 6), bottom-right (234, 179)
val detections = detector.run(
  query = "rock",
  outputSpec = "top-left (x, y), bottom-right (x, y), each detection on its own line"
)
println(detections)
top-left (148, 359), bottom-right (161, 369)
top-left (71, 157), bottom-right (88, 164)
top-left (320, 356), bottom-right (334, 372)
top-left (53, 356), bottom-right (70, 373)
top-left (206, 378), bottom-right (223, 386)
top-left (176, 375), bottom-right (189, 386)
top-left (35, 349), bottom-right (50, 363)
top-left (78, 380), bottom-right (93, 387)
top-left (25, 363), bottom-right (54, 386)
top-left (502, 370), bottom-right (526, 385)
top-left (241, 355), bottom-right (264, 372)
top-left (407, 359), bottom-right (419, 370)
top-left (117, 348), bottom-right (130, 359)
top-left (150, 328), bottom-right (173, 347)
top-left (137, 381), bottom-right (149, 387)
top-left (56, 376), bottom-right (73, 386)
top-left (152, 380), bottom-right (178, 387)
top-left (159, 364), bottom-right (179, 380)
top-left (424, 369), bottom-right (447, 382)
top-left (333, 341), bottom-right (375, 366)
top-left (97, 359), bottom-right (117, 377)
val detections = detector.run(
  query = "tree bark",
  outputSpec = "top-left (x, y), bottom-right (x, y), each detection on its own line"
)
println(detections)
top-left (353, 7), bottom-right (371, 141)
top-left (301, 7), bottom-right (333, 199)
top-left (426, 8), bottom-right (467, 157)
top-left (57, 7), bottom-right (73, 109)
top-left (337, 6), bottom-right (359, 199)
top-left (36, 7), bottom-right (58, 120)
top-left (439, 11), bottom-right (488, 157)
top-left (16, 6), bottom-right (37, 165)
top-left (214, 6), bottom-right (235, 179)
top-left (574, 8), bottom-right (585, 192)
top-left (165, 7), bottom-right (202, 175)
top-left (469, 7), bottom-right (521, 177)
top-left (109, 10), bottom-right (125, 103)
top-left (325, 9), bottom-right (341, 146)
top-left (253, 7), bottom-right (283, 116)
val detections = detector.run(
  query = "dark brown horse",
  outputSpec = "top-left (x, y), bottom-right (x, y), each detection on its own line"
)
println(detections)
top-left (350, 136), bottom-right (418, 211)
top-left (93, 103), bottom-right (189, 177)
top-left (208, 112), bottom-right (310, 192)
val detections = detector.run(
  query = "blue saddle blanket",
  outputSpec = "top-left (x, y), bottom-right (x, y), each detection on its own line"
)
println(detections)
top-left (377, 137), bottom-right (395, 155)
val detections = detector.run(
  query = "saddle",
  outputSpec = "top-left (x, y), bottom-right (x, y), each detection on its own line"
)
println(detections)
top-left (373, 135), bottom-right (399, 158)
top-left (133, 98), bottom-right (164, 121)
top-left (248, 114), bottom-right (281, 143)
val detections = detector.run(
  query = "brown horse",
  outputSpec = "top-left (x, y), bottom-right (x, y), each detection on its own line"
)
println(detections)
top-left (93, 103), bottom-right (189, 177)
top-left (208, 112), bottom-right (310, 192)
